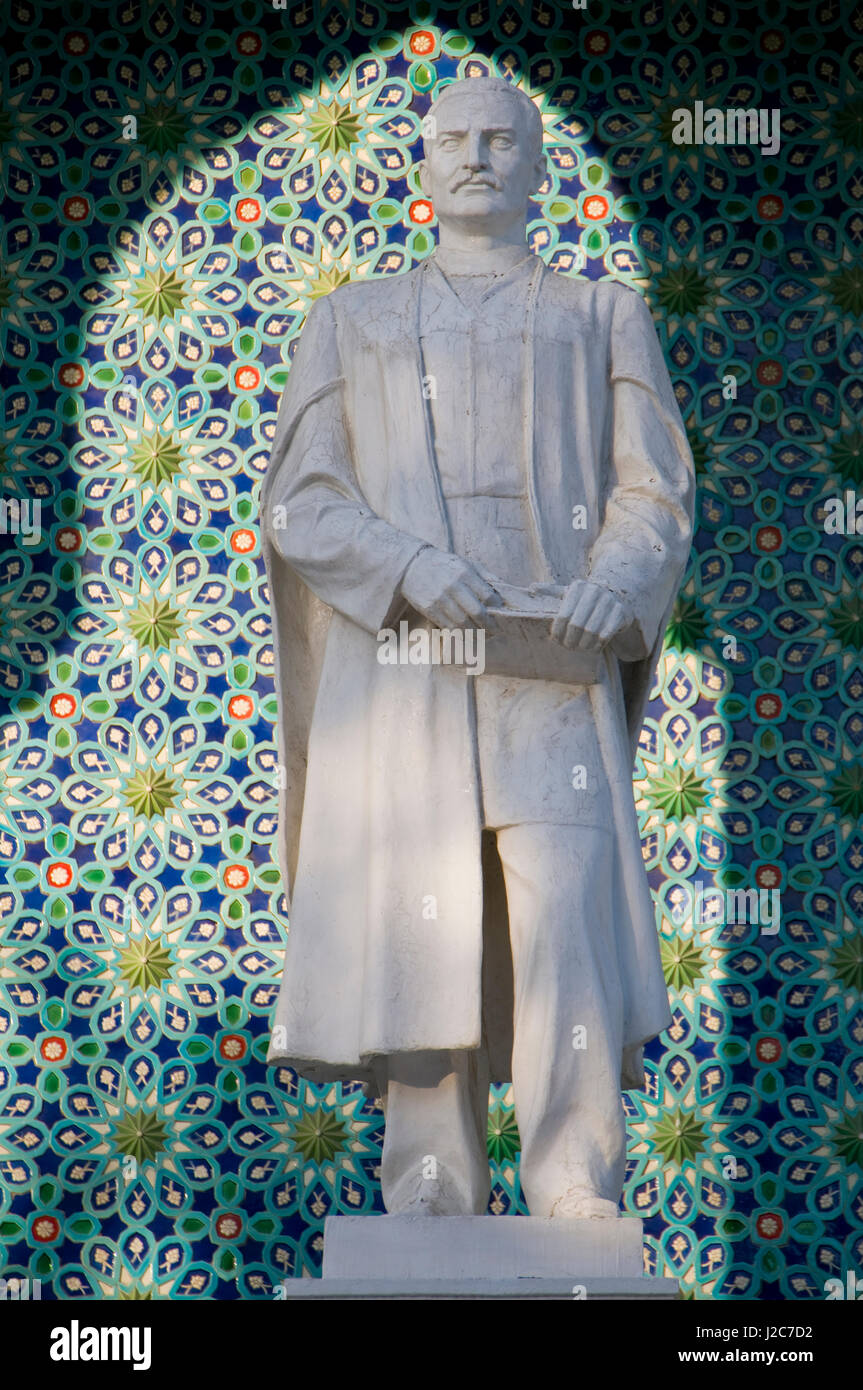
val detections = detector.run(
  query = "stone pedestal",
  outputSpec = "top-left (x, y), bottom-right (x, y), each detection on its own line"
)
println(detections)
top-left (280, 1216), bottom-right (680, 1300)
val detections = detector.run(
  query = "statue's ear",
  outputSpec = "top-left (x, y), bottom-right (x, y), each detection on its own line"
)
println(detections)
top-left (418, 160), bottom-right (429, 196)
top-left (530, 153), bottom-right (548, 195)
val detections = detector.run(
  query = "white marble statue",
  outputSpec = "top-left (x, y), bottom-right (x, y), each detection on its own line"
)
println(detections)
top-left (263, 76), bottom-right (694, 1220)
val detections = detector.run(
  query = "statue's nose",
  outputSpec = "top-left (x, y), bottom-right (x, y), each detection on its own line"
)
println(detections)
top-left (464, 137), bottom-right (487, 169)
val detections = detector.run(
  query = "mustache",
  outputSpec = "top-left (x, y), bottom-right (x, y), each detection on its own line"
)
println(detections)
top-left (451, 175), bottom-right (501, 191)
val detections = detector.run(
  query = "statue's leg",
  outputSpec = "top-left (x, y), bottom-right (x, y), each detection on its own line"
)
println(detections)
top-left (374, 1048), bottom-right (491, 1215)
top-left (495, 821), bottom-right (626, 1218)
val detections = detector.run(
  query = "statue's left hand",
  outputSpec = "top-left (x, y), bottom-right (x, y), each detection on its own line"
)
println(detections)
top-left (550, 579), bottom-right (632, 652)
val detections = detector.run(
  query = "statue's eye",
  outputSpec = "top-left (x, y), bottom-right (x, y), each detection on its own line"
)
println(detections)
top-left (490, 135), bottom-right (513, 149)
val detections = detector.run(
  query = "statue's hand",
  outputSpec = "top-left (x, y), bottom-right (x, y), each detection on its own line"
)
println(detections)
top-left (551, 579), bottom-right (632, 652)
top-left (401, 549), bottom-right (501, 628)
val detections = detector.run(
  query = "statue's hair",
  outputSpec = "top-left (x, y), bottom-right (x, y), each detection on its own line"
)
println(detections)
top-left (424, 76), bottom-right (544, 159)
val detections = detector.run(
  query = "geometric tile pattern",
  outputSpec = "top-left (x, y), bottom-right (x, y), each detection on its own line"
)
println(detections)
top-left (0, 0), bottom-right (861, 1299)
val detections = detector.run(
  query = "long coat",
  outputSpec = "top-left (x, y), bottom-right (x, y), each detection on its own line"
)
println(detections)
top-left (262, 254), bottom-right (694, 1092)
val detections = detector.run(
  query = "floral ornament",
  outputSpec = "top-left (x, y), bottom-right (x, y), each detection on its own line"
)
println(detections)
top-left (830, 934), bottom-right (863, 991)
top-left (487, 1105), bottom-right (521, 1163)
top-left (80, 52), bottom-right (234, 206)
top-left (123, 765), bottom-right (179, 819)
top-left (644, 763), bottom-right (711, 821)
top-left (130, 264), bottom-right (189, 323)
top-left (303, 99), bottom-right (362, 155)
top-left (130, 432), bottom-right (185, 486)
top-left (654, 261), bottom-right (713, 319)
top-left (127, 595), bottom-right (183, 652)
top-left (289, 1105), bottom-right (350, 1164)
top-left (829, 764), bottom-right (863, 819)
top-left (650, 1108), bottom-right (708, 1166)
top-left (637, 216), bottom-right (729, 329)
top-left (113, 1108), bottom-right (169, 1165)
top-left (308, 264), bottom-right (352, 298)
top-left (118, 935), bottom-right (174, 991)
top-left (831, 429), bottom-right (863, 487)
top-left (666, 596), bottom-right (710, 651)
top-left (135, 101), bottom-right (190, 158)
top-left (827, 1110), bottom-right (863, 1169)
top-left (660, 935), bottom-right (707, 991)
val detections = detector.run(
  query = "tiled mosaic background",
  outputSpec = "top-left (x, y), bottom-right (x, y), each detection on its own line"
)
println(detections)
top-left (0, 0), bottom-right (861, 1301)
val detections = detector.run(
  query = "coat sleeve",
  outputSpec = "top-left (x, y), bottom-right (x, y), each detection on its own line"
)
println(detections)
top-left (262, 294), bottom-right (430, 635)
top-left (587, 286), bottom-right (695, 659)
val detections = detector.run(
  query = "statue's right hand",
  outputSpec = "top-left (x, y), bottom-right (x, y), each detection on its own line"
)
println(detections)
top-left (400, 548), bottom-right (500, 628)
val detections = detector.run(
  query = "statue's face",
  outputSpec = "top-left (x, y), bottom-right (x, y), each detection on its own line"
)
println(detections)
top-left (419, 90), bottom-right (546, 233)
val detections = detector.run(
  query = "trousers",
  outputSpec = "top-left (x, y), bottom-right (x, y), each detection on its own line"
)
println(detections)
top-left (372, 675), bottom-right (628, 1217)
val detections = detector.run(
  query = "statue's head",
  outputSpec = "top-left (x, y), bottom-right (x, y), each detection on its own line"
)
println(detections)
top-left (419, 77), bottom-right (546, 237)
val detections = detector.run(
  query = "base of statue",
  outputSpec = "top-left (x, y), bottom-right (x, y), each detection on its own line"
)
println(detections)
top-left (279, 1215), bottom-right (680, 1300)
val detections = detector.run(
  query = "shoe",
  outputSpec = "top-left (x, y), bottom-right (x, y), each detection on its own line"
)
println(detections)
top-left (550, 1188), bottom-right (620, 1219)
